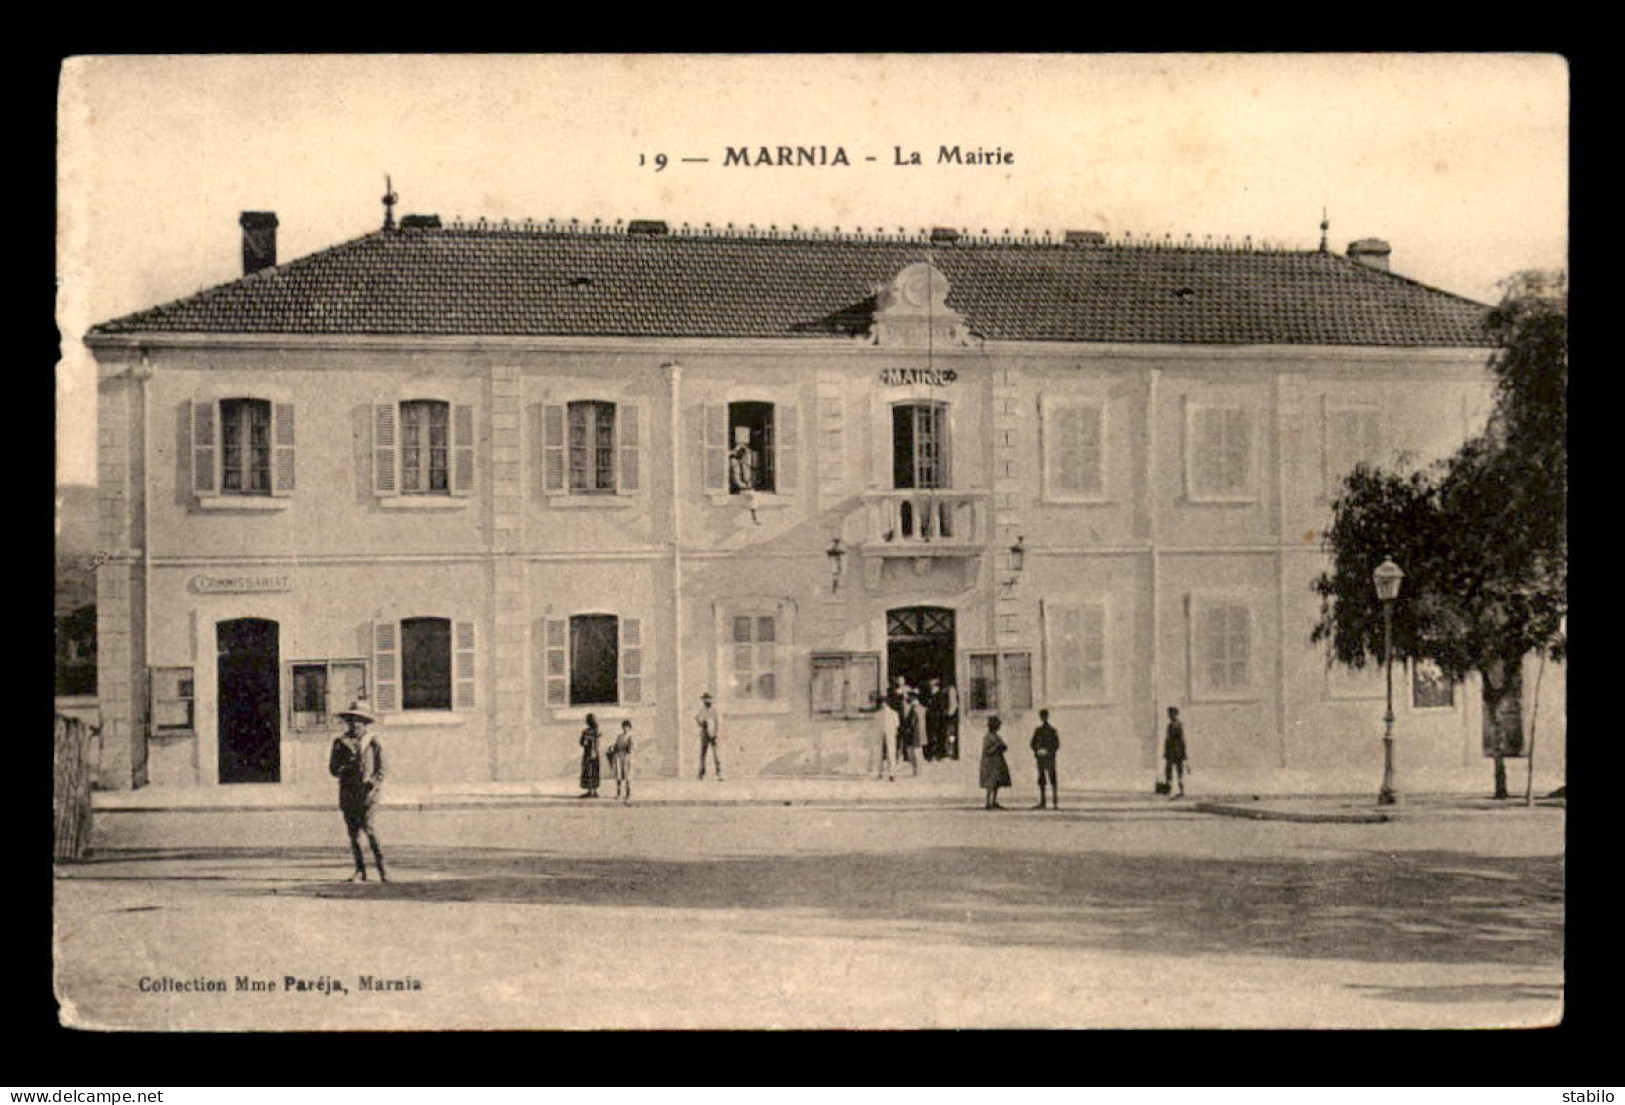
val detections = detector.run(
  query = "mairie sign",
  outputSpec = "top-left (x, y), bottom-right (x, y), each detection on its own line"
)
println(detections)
top-left (190, 574), bottom-right (293, 594)
top-left (879, 367), bottom-right (957, 386)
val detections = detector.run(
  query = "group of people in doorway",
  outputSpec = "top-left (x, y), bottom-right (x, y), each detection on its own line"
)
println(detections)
top-left (874, 674), bottom-right (960, 780)
top-left (324, 690), bottom-right (1193, 882)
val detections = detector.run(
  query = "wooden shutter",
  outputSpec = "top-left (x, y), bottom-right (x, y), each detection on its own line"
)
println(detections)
top-left (620, 616), bottom-right (644, 704)
top-left (372, 403), bottom-right (398, 496)
top-left (1045, 600), bottom-right (1080, 700)
top-left (617, 403), bottom-right (641, 493)
top-left (372, 620), bottom-right (399, 712)
top-left (453, 619), bottom-right (476, 709)
top-left (544, 618), bottom-right (568, 706)
top-left (774, 403), bottom-right (798, 492)
top-left (271, 402), bottom-right (296, 496)
top-left (850, 653), bottom-right (881, 711)
top-left (542, 404), bottom-right (566, 496)
top-left (191, 399), bottom-right (217, 495)
top-left (452, 403), bottom-right (476, 496)
top-left (1044, 396), bottom-right (1100, 499)
top-left (703, 403), bottom-right (728, 492)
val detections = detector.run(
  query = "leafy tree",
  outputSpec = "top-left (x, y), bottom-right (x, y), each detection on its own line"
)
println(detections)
top-left (1313, 270), bottom-right (1566, 798)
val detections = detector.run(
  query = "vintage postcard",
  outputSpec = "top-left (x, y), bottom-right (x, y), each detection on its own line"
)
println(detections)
top-left (54, 53), bottom-right (1567, 1030)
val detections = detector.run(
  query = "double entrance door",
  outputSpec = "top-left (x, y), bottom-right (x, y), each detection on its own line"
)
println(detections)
top-left (886, 605), bottom-right (958, 760)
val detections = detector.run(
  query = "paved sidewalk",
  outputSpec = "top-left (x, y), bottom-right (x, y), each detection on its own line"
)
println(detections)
top-left (91, 775), bottom-right (1566, 822)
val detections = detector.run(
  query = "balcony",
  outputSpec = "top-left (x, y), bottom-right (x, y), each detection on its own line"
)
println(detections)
top-left (856, 490), bottom-right (990, 585)
top-left (862, 489), bottom-right (989, 549)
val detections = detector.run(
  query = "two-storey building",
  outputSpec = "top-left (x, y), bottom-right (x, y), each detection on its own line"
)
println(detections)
top-left (85, 212), bottom-right (1563, 791)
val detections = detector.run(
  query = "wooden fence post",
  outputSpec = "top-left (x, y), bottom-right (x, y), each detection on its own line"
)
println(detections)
top-left (54, 714), bottom-right (94, 861)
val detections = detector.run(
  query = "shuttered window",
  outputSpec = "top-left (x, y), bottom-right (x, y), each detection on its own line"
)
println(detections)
top-left (194, 397), bottom-right (294, 498)
top-left (1325, 405), bottom-right (1382, 497)
top-left (1188, 405), bottom-right (1253, 499)
top-left (543, 401), bottom-right (641, 497)
top-left (707, 400), bottom-right (798, 496)
top-left (1190, 598), bottom-right (1253, 700)
top-left (1044, 600), bottom-right (1108, 702)
top-left (220, 398), bottom-right (272, 495)
top-left (810, 652), bottom-right (881, 715)
top-left (375, 399), bottom-right (475, 497)
top-left (730, 614), bottom-right (779, 700)
top-left (569, 401), bottom-right (616, 493)
top-left (1042, 397), bottom-right (1105, 500)
top-left (372, 617), bottom-right (476, 712)
top-left (966, 651), bottom-right (1034, 715)
top-left (543, 614), bottom-right (648, 708)
top-left (400, 400), bottom-right (450, 494)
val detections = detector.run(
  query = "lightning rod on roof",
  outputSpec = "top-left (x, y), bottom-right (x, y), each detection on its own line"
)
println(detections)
top-left (1319, 207), bottom-right (1329, 253)
top-left (382, 175), bottom-right (399, 231)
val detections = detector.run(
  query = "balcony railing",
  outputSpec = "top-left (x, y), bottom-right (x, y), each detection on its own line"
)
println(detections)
top-left (860, 489), bottom-right (989, 551)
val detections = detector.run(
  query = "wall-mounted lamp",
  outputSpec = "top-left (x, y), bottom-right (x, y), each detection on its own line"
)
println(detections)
top-left (827, 537), bottom-right (846, 592)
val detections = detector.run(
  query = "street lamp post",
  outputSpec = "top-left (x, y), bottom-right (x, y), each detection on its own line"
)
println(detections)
top-left (1373, 557), bottom-right (1405, 806)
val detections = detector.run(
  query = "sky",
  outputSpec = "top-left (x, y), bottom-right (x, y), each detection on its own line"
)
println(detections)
top-left (56, 53), bottom-right (1569, 487)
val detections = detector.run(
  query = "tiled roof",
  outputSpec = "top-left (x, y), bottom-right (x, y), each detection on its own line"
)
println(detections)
top-left (90, 223), bottom-right (1492, 346)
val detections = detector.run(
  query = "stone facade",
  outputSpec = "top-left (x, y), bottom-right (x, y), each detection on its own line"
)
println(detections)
top-left (86, 231), bottom-right (1565, 791)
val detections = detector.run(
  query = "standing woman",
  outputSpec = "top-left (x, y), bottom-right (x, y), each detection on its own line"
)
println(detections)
top-left (609, 719), bottom-right (635, 804)
top-left (980, 716), bottom-right (1012, 810)
top-left (578, 713), bottom-right (602, 799)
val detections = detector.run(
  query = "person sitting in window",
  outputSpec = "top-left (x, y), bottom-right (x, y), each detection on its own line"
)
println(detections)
top-left (729, 428), bottom-right (760, 523)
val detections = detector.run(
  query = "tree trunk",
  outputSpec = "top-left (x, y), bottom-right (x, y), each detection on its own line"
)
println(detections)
top-left (1525, 650), bottom-right (1548, 807)
top-left (1480, 654), bottom-right (1525, 800)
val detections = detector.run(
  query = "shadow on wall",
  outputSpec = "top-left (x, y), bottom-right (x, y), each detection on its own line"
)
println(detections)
top-left (72, 843), bottom-right (1563, 969)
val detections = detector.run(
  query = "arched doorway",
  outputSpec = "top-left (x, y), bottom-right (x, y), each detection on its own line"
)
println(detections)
top-left (217, 617), bottom-right (281, 784)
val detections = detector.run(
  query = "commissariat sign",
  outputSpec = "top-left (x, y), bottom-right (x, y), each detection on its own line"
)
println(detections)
top-left (189, 574), bottom-right (293, 594)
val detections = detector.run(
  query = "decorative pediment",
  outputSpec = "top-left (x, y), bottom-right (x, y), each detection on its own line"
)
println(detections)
top-left (862, 262), bottom-right (975, 348)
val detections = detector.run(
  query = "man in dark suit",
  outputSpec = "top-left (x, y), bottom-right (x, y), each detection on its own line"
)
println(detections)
top-left (1031, 708), bottom-right (1061, 809)
top-left (330, 699), bottom-right (387, 882)
top-left (1163, 706), bottom-right (1189, 799)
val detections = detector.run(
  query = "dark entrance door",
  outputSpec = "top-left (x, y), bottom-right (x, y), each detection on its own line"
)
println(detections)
top-left (887, 606), bottom-right (957, 757)
top-left (217, 618), bottom-right (281, 784)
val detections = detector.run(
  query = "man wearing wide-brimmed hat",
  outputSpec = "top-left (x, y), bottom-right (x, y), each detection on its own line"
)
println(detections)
top-left (329, 699), bottom-right (388, 882)
top-left (695, 691), bottom-right (723, 781)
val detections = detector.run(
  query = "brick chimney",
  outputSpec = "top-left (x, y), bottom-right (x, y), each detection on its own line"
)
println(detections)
top-left (1346, 238), bottom-right (1392, 272)
top-left (240, 212), bottom-right (279, 275)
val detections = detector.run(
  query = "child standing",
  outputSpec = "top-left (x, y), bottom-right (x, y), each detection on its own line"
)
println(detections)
top-left (609, 719), bottom-right (635, 804)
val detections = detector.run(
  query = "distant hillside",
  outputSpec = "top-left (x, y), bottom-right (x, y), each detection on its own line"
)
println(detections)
top-left (55, 483), bottom-right (97, 615)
